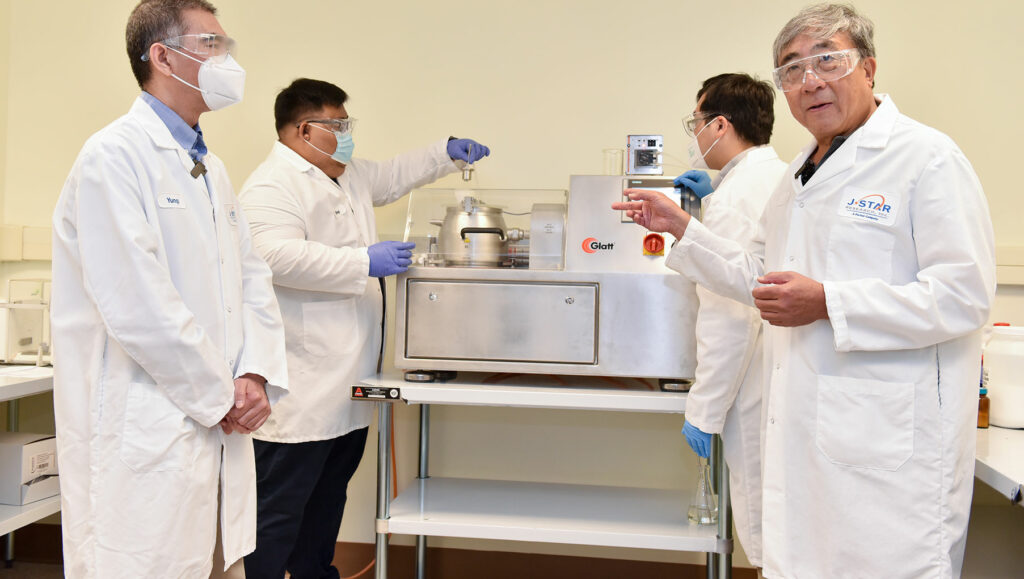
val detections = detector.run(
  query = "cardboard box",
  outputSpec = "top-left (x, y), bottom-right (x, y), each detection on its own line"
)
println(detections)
top-left (0, 432), bottom-right (58, 505)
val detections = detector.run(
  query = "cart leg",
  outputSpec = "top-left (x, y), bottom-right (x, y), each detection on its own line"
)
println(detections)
top-left (712, 434), bottom-right (732, 579)
top-left (375, 402), bottom-right (393, 579)
top-left (415, 404), bottom-right (430, 579)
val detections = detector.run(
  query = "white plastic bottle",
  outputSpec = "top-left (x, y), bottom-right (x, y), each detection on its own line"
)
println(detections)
top-left (985, 323), bottom-right (1024, 428)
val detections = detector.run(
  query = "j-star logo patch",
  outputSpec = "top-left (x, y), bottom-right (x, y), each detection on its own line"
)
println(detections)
top-left (837, 187), bottom-right (898, 225)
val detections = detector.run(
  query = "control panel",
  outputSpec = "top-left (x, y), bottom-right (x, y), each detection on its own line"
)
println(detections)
top-left (626, 134), bottom-right (663, 175)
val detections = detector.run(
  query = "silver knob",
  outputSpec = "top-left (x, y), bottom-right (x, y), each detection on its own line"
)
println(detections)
top-left (565, 297), bottom-right (574, 305)
top-left (428, 292), bottom-right (438, 301)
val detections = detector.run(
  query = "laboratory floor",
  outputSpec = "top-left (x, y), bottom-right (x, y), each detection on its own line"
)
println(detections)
top-left (0, 562), bottom-right (62, 578)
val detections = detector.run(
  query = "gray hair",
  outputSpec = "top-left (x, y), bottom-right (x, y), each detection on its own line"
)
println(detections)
top-left (772, 3), bottom-right (875, 66)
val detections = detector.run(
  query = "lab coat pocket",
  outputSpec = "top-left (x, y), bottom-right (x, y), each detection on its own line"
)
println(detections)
top-left (815, 375), bottom-right (914, 471)
top-left (302, 299), bottom-right (359, 357)
top-left (119, 382), bottom-right (197, 472)
top-left (825, 221), bottom-right (896, 282)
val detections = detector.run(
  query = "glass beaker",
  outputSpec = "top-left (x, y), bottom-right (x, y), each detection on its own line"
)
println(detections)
top-left (603, 148), bottom-right (623, 175)
top-left (687, 456), bottom-right (718, 525)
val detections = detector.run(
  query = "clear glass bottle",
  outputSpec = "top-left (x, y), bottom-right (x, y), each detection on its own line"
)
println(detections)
top-left (978, 387), bottom-right (990, 429)
top-left (688, 456), bottom-right (718, 525)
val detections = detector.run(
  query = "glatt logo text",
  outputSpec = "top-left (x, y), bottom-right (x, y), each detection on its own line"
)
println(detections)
top-left (582, 237), bottom-right (615, 254)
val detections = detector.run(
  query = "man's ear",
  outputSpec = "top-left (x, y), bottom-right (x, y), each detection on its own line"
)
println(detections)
top-left (148, 43), bottom-right (173, 78)
top-left (861, 56), bottom-right (877, 90)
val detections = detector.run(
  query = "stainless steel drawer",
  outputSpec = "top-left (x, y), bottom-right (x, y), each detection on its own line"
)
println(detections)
top-left (404, 280), bottom-right (598, 364)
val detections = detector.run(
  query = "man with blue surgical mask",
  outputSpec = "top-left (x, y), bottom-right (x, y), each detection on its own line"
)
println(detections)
top-left (672, 73), bottom-right (786, 574)
top-left (51, 1), bottom-right (289, 577)
top-left (238, 78), bottom-right (490, 579)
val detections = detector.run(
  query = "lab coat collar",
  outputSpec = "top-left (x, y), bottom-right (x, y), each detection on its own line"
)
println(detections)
top-left (272, 140), bottom-right (319, 173)
top-left (131, 96), bottom-right (182, 152)
top-left (793, 94), bottom-right (897, 190)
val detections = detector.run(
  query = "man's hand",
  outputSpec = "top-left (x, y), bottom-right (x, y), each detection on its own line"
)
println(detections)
top-left (751, 271), bottom-right (828, 327)
top-left (674, 170), bottom-right (713, 199)
top-left (219, 374), bottom-right (271, 435)
top-left (682, 420), bottom-right (712, 458)
top-left (611, 189), bottom-right (691, 239)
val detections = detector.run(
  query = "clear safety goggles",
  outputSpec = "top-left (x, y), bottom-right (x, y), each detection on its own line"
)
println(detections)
top-left (302, 118), bottom-right (357, 135)
top-left (773, 49), bottom-right (861, 92)
top-left (682, 112), bottom-right (725, 137)
top-left (144, 33), bottom-right (237, 63)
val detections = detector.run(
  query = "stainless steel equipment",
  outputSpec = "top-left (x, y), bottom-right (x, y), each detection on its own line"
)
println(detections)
top-left (395, 177), bottom-right (698, 388)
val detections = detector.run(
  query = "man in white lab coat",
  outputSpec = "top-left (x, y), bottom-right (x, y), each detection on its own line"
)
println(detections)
top-left (238, 78), bottom-right (489, 579)
top-left (615, 4), bottom-right (995, 578)
top-left (51, 1), bottom-right (288, 577)
top-left (673, 73), bottom-right (786, 572)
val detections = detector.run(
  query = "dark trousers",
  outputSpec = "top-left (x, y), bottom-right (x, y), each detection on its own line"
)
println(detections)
top-left (243, 427), bottom-right (369, 579)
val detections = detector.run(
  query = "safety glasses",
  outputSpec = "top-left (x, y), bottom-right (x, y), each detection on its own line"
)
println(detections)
top-left (773, 49), bottom-right (861, 92)
top-left (144, 33), bottom-right (237, 63)
top-left (303, 118), bottom-right (357, 135)
top-left (682, 112), bottom-right (725, 137)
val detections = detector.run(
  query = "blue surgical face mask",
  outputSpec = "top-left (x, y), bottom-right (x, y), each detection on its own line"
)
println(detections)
top-left (308, 124), bottom-right (355, 165)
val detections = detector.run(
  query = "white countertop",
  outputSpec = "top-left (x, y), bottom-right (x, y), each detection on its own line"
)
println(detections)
top-left (0, 364), bottom-right (53, 403)
top-left (975, 426), bottom-right (1024, 505)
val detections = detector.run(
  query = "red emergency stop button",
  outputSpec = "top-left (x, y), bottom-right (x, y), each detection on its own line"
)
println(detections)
top-left (643, 233), bottom-right (665, 256)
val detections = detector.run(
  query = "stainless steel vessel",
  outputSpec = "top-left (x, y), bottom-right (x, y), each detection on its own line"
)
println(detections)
top-left (434, 197), bottom-right (510, 268)
top-left (395, 177), bottom-right (698, 388)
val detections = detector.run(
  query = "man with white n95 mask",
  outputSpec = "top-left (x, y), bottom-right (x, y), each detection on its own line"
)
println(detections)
top-left (674, 73), bottom-right (787, 575)
top-left (615, 4), bottom-right (995, 577)
top-left (239, 78), bottom-right (490, 579)
top-left (50, 1), bottom-right (289, 577)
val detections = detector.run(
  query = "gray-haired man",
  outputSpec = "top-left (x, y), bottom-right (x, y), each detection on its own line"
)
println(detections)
top-left (615, 4), bottom-right (995, 577)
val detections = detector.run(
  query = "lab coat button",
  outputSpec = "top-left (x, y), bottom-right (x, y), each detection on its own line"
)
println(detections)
top-left (770, 417), bottom-right (775, 424)
top-left (226, 306), bottom-right (233, 314)
top-left (799, 201), bottom-right (805, 208)
top-left (775, 363), bottom-right (781, 370)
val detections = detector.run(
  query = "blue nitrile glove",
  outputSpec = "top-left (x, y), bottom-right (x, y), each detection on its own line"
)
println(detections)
top-left (367, 241), bottom-right (415, 277)
top-left (447, 138), bottom-right (491, 163)
top-left (682, 420), bottom-right (712, 458)
top-left (674, 170), bottom-right (713, 199)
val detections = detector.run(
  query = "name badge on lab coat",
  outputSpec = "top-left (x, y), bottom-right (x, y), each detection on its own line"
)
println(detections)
top-left (158, 193), bottom-right (187, 209)
top-left (224, 203), bottom-right (239, 226)
top-left (837, 187), bottom-right (899, 226)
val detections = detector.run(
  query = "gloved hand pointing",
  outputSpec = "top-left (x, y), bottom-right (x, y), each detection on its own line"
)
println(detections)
top-left (367, 241), bottom-right (415, 277)
top-left (447, 138), bottom-right (491, 163)
top-left (682, 420), bottom-right (713, 458)
top-left (674, 170), bottom-right (713, 199)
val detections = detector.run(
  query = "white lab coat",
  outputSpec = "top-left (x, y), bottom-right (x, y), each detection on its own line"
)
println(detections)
top-left (239, 139), bottom-right (458, 441)
top-left (666, 96), bottom-right (995, 578)
top-left (682, 146), bottom-right (786, 568)
top-left (51, 97), bottom-right (288, 578)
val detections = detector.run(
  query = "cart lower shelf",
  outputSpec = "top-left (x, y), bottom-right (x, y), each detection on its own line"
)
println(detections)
top-left (383, 477), bottom-right (724, 553)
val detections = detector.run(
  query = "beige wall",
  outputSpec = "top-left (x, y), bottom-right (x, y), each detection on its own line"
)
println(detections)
top-left (3, 0), bottom-right (1024, 572)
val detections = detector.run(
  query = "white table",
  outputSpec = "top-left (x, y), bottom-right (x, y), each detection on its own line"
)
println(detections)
top-left (975, 426), bottom-right (1024, 505)
top-left (0, 366), bottom-right (59, 557)
top-left (355, 371), bottom-right (733, 579)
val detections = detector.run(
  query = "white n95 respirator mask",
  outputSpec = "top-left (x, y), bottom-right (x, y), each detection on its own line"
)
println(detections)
top-left (168, 48), bottom-right (246, 111)
top-left (687, 117), bottom-right (723, 171)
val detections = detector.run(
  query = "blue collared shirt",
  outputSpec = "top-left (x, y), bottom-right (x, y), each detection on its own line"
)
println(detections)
top-left (140, 91), bottom-right (207, 163)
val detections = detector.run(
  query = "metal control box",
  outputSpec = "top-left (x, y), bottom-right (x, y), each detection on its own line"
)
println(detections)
top-left (626, 135), bottom-right (663, 175)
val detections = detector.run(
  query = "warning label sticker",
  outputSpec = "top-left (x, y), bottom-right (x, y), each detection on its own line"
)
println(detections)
top-left (351, 386), bottom-right (400, 400)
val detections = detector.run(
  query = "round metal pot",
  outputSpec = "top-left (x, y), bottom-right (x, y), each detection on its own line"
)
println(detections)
top-left (436, 198), bottom-right (508, 267)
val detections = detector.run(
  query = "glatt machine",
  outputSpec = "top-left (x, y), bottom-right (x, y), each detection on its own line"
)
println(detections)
top-left (394, 176), bottom-right (701, 390)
